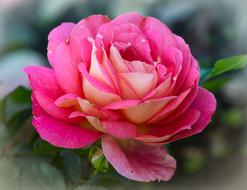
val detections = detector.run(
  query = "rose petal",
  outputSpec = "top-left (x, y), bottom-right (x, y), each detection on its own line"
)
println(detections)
top-left (47, 23), bottom-right (75, 66)
top-left (122, 96), bottom-right (176, 124)
top-left (104, 99), bottom-right (140, 110)
top-left (173, 35), bottom-right (192, 93)
top-left (52, 42), bottom-right (83, 96)
top-left (102, 121), bottom-right (137, 139)
top-left (110, 46), bottom-right (130, 73)
top-left (143, 16), bottom-right (177, 60)
top-left (119, 72), bottom-right (156, 99)
top-left (148, 88), bottom-right (192, 123)
top-left (77, 15), bottom-right (110, 37)
top-left (55, 94), bottom-right (78, 108)
top-left (79, 62), bottom-right (121, 106)
top-left (111, 12), bottom-right (144, 27)
top-left (102, 136), bottom-right (176, 182)
top-left (137, 108), bottom-right (201, 144)
top-left (33, 114), bottom-right (102, 149)
top-left (24, 66), bottom-right (63, 99)
top-left (168, 87), bottom-right (216, 142)
top-left (33, 91), bottom-right (72, 122)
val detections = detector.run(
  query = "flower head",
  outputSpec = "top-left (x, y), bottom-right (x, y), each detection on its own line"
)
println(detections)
top-left (25, 12), bottom-right (216, 182)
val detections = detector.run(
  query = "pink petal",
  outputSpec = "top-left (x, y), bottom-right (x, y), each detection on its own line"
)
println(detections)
top-left (144, 74), bottom-right (172, 100)
top-left (128, 60), bottom-right (155, 73)
top-left (148, 88), bottom-right (192, 123)
top-left (178, 57), bottom-right (199, 92)
top-left (104, 99), bottom-right (140, 110)
top-left (113, 23), bottom-right (144, 41)
top-left (78, 63), bottom-right (115, 94)
top-left (70, 23), bottom-right (92, 67)
top-left (24, 66), bottom-right (63, 99)
top-left (116, 32), bottom-right (153, 63)
top-left (122, 96), bottom-right (176, 124)
top-left (102, 136), bottom-right (176, 182)
top-left (173, 35), bottom-right (193, 93)
top-left (161, 81), bottom-right (199, 124)
top-left (33, 91), bottom-right (72, 122)
top-left (89, 41), bottom-right (115, 89)
top-left (79, 63), bottom-right (121, 106)
top-left (52, 42), bottom-right (82, 96)
top-left (55, 94), bottom-right (78, 108)
top-left (47, 23), bottom-right (75, 66)
top-left (102, 49), bottom-right (121, 93)
top-left (137, 108), bottom-right (201, 144)
top-left (111, 12), bottom-right (144, 27)
top-left (119, 72), bottom-right (157, 98)
top-left (110, 46), bottom-right (130, 73)
top-left (143, 17), bottom-right (177, 60)
top-left (102, 121), bottom-right (137, 139)
top-left (77, 15), bottom-right (110, 37)
top-left (168, 87), bottom-right (216, 142)
top-left (77, 98), bottom-right (102, 117)
top-left (161, 47), bottom-right (182, 78)
top-left (33, 114), bottom-right (102, 149)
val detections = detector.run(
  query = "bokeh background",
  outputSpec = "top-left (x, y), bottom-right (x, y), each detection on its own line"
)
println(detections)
top-left (0, 0), bottom-right (247, 190)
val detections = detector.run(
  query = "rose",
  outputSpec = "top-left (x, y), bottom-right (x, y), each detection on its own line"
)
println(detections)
top-left (24, 12), bottom-right (216, 182)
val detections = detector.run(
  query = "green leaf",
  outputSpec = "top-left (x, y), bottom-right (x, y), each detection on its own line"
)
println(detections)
top-left (28, 163), bottom-right (66, 190)
top-left (1, 86), bottom-right (32, 133)
top-left (202, 77), bottom-right (229, 91)
top-left (85, 173), bottom-right (127, 188)
top-left (51, 150), bottom-right (82, 185)
top-left (73, 185), bottom-right (108, 190)
top-left (89, 147), bottom-right (109, 173)
top-left (0, 157), bottom-right (66, 190)
top-left (207, 55), bottom-right (247, 79)
top-left (2, 86), bottom-right (32, 122)
top-left (32, 138), bottom-right (63, 155)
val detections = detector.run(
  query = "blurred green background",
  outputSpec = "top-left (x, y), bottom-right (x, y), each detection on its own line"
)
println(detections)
top-left (0, 0), bottom-right (247, 190)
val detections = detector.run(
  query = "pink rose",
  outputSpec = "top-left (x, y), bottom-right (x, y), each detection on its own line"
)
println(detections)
top-left (24, 12), bottom-right (216, 182)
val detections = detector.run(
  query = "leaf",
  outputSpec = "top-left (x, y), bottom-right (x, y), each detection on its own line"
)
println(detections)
top-left (24, 162), bottom-right (66, 190)
top-left (202, 77), bottom-right (230, 91)
top-left (0, 157), bottom-right (66, 190)
top-left (51, 150), bottom-right (82, 185)
top-left (1, 86), bottom-right (32, 133)
top-left (3, 86), bottom-right (32, 122)
top-left (32, 138), bottom-right (63, 155)
top-left (73, 185), bottom-right (108, 190)
top-left (85, 173), bottom-right (127, 188)
top-left (207, 55), bottom-right (247, 79)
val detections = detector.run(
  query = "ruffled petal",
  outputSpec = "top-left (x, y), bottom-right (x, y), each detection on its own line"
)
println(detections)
top-left (52, 42), bottom-right (82, 96)
top-left (148, 88), bottom-right (192, 123)
top-left (102, 121), bottom-right (137, 139)
top-left (111, 12), bottom-right (144, 27)
top-left (102, 136), bottom-right (176, 182)
top-left (47, 23), bottom-right (75, 66)
top-left (24, 66), bottom-right (63, 99)
top-left (119, 72), bottom-right (157, 99)
top-left (136, 108), bottom-right (201, 144)
top-left (122, 96), bottom-right (176, 124)
top-left (33, 114), bottom-right (102, 149)
top-left (33, 91), bottom-right (72, 122)
top-left (168, 87), bottom-right (216, 142)
top-left (143, 16), bottom-right (177, 60)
